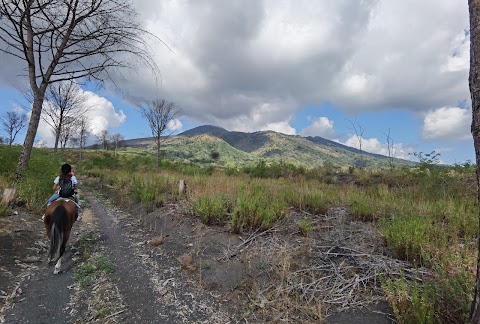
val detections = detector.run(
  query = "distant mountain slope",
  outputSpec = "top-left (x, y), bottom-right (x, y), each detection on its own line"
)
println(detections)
top-left (123, 125), bottom-right (414, 168)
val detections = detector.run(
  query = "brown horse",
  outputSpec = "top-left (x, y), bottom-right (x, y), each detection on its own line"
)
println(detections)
top-left (43, 199), bottom-right (78, 274)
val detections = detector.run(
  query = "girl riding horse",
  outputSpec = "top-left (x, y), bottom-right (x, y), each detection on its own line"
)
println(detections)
top-left (44, 163), bottom-right (80, 274)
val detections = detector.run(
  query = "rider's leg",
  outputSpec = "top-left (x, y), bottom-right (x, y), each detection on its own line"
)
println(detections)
top-left (47, 193), bottom-right (60, 206)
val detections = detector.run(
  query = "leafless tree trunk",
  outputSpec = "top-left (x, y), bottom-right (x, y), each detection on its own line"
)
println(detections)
top-left (347, 119), bottom-right (366, 168)
top-left (110, 133), bottom-right (124, 157)
top-left (139, 99), bottom-right (180, 170)
top-left (77, 116), bottom-right (91, 160)
top-left (58, 119), bottom-right (75, 153)
top-left (1, 111), bottom-right (27, 146)
top-left (0, 0), bottom-right (161, 180)
top-left (97, 130), bottom-right (109, 151)
top-left (42, 81), bottom-right (88, 152)
top-left (381, 128), bottom-right (396, 170)
top-left (469, 1), bottom-right (480, 323)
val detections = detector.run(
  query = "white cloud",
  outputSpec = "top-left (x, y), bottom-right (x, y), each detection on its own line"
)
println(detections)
top-left (0, 0), bottom-right (471, 139)
top-left (422, 106), bottom-right (471, 141)
top-left (114, 0), bottom-right (469, 124)
top-left (261, 121), bottom-right (296, 135)
top-left (167, 118), bottom-right (183, 132)
top-left (442, 30), bottom-right (469, 72)
top-left (300, 116), bottom-right (337, 139)
top-left (36, 90), bottom-right (125, 146)
top-left (344, 135), bottom-right (413, 159)
top-left (84, 91), bottom-right (126, 136)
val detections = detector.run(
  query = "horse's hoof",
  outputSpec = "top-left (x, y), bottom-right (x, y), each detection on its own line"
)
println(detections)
top-left (53, 270), bottom-right (59, 275)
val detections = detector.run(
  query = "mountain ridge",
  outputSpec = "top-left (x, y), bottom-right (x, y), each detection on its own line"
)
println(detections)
top-left (122, 125), bottom-right (414, 168)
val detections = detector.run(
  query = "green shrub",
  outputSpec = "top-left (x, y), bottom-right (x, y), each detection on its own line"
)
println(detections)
top-left (297, 217), bottom-right (314, 236)
top-left (384, 278), bottom-right (436, 324)
top-left (194, 195), bottom-right (227, 225)
top-left (231, 182), bottom-right (288, 233)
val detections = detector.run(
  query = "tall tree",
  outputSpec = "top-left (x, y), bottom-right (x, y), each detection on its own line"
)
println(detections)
top-left (139, 99), bottom-right (179, 169)
top-left (0, 0), bottom-right (160, 180)
top-left (469, 1), bottom-right (480, 322)
top-left (42, 81), bottom-right (88, 152)
top-left (1, 111), bottom-right (28, 146)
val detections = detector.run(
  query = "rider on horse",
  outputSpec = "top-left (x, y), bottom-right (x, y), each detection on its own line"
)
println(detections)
top-left (45, 163), bottom-right (80, 217)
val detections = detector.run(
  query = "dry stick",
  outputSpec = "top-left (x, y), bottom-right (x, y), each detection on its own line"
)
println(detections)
top-left (104, 309), bottom-right (126, 320)
top-left (222, 227), bottom-right (276, 260)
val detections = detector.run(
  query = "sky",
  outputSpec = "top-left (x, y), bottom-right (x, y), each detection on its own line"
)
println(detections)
top-left (0, 0), bottom-right (474, 165)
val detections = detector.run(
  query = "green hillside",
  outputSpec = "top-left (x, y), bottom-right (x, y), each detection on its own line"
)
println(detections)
top-left (121, 125), bottom-right (414, 168)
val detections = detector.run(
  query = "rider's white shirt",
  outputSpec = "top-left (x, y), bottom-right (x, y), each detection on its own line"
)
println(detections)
top-left (54, 175), bottom-right (78, 185)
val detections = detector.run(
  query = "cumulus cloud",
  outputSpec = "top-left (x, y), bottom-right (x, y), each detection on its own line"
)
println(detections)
top-left (344, 135), bottom-right (413, 159)
top-left (422, 106), bottom-right (471, 141)
top-left (112, 0), bottom-right (469, 129)
top-left (167, 118), bottom-right (183, 132)
top-left (36, 91), bottom-right (126, 146)
top-left (84, 91), bottom-right (126, 136)
top-left (300, 116), bottom-right (337, 139)
top-left (261, 121), bottom-right (296, 135)
top-left (0, 0), bottom-right (470, 135)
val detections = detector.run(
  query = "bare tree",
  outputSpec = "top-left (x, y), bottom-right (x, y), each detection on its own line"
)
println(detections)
top-left (97, 130), bottom-right (109, 150)
top-left (69, 136), bottom-right (80, 149)
top-left (0, 0), bottom-right (161, 180)
top-left (110, 133), bottom-right (124, 156)
top-left (469, 2), bottom-right (480, 322)
top-left (76, 116), bottom-right (91, 160)
top-left (139, 99), bottom-right (180, 169)
top-left (380, 128), bottom-right (396, 170)
top-left (1, 111), bottom-right (27, 146)
top-left (58, 118), bottom-right (75, 152)
top-left (347, 119), bottom-right (366, 168)
top-left (42, 81), bottom-right (88, 152)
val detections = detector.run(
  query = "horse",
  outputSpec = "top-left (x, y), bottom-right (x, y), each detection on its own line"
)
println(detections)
top-left (43, 198), bottom-right (78, 274)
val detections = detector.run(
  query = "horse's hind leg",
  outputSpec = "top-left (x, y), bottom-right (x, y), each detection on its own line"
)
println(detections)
top-left (54, 231), bottom-right (70, 275)
top-left (54, 257), bottom-right (62, 275)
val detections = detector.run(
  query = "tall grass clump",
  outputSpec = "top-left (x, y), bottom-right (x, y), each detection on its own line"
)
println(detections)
top-left (131, 175), bottom-right (176, 208)
top-left (384, 279), bottom-right (436, 324)
top-left (231, 181), bottom-right (288, 233)
top-left (194, 195), bottom-right (230, 225)
top-left (281, 184), bottom-right (340, 215)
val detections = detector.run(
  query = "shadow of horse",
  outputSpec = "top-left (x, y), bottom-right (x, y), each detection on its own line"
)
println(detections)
top-left (43, 199), bottom-right (78, 274)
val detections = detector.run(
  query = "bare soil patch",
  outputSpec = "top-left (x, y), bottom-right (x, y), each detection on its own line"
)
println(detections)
top-left (127, 198), bottom-right (404, 323)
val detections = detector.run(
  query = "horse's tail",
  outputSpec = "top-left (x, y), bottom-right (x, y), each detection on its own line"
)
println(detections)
top-left (49, 205), bottom-right (66, 262)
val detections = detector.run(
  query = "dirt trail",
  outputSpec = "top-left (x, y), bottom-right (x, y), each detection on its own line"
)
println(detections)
top-left (2, 193), bottom-right (232, 323)
top-left (2, 247), bottom-right (76, 324)
top-left (86, 193), bottom-right (232, 323)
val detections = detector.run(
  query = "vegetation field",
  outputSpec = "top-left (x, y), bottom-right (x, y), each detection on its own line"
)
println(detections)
top-left (0, 145), bottom-right (477, 323)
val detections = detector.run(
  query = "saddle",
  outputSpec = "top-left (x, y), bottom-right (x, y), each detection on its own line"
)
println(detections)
top-left (54, 197), bottom-right (80, 210)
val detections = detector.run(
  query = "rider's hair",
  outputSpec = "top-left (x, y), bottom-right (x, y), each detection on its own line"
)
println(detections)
top-left (59, 163), bottom-right (72, 183)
